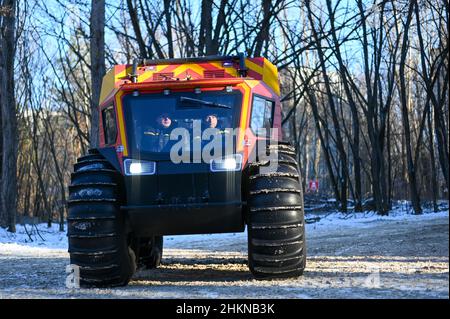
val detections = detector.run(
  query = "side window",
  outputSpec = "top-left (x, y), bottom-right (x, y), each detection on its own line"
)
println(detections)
top-left (102, 106), bottom-right (117, 145)
top-left (250, 96), bottom-right (274, 135)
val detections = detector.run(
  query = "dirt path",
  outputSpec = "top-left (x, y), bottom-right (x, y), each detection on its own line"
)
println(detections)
top-left (0, 214), bottom-right (448, 298)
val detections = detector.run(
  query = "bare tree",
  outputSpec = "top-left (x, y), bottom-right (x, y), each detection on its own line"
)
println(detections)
top-left (2, 0), bottom-right (448, 229)
top-left (0, 0), bottom-right (17, 232)
top-left (398, 0), bottom-right (422, 214)
top-left (89, 0), bottom-right (105, 148)
top-left (305, 0), bottom-right (350, 212)
top-left (199, 0), bottom-right (213, 55)
top-left (325, 0), bottom-right (363, 211)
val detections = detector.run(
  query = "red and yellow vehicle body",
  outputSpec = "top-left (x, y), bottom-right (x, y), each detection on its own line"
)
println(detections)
top-left (95, 55), bottom-right (283, 236)
top-left (97, 56), bottom-right (282, 171)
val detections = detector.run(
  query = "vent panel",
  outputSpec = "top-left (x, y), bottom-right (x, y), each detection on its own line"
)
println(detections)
top-left (204, 70), bottom-right (225, 78)
top-left (153, 72), bottom-right (174, 81)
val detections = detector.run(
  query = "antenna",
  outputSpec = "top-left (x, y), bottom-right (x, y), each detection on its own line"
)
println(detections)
top-left (237, 52), bottom-right (247, 77)
top-left (130, 59), bottom-right (138, 83)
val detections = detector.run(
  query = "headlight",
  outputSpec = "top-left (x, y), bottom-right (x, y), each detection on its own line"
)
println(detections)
top-left (210, 154), bottom-right (242, 172)
top-left (124, 159), bottom-right (156, 176)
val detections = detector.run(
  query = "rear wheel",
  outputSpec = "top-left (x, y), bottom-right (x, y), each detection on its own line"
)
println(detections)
top-left (67, 150), bottom-right (136, 287)
top-left (135, 236), bottom-right (164, 269)
top-left (246, 143), bottom-right (306, 279)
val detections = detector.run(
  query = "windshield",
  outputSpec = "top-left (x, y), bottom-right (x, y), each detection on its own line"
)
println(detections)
top-left (123, 90), bottom-right (242, 155)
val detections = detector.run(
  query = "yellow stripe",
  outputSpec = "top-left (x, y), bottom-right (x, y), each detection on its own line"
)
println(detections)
top-left (137, 64), bottom-right (167, 82)
top-left (262, 59), bottom-right (280, 95)
top-left (99, 68), bottom-right (116, 105)
top-left (209, 61), bottom-right (238, 77)
top-left (237, 82), bottom-right (252, 152)
top-left (115, 90), bottom-right (128, 157)
top-left (245, 59), bottom-right (280, 95)
top-left (173, 64), bottom-right (205, 78)
top-left (245, 59), bottom-right (264, 75)
top-left (245, 80), bottom-right (259, 89)
top-left (115, 66), bottom-right (133, 81)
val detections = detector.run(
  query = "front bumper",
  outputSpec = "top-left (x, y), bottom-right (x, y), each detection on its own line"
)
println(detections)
top-left (122, 201), bottom-right (244, 236)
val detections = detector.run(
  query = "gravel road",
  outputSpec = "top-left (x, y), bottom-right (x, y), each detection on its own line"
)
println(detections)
top-left (0, 212), bottom-right (448, 299)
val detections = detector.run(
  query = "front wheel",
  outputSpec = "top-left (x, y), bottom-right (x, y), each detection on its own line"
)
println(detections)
top-left (246, 143), bottom-right (306, 279)
top-left (67, 150), bottom-right (136, 287)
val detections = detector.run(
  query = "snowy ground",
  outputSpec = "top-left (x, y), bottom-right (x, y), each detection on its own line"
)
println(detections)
top-left (0, 208), bottom-right (448, 299)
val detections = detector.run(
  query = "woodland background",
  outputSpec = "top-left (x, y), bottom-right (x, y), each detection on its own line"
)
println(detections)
top-left (0, 0), bottom-right (448, 232)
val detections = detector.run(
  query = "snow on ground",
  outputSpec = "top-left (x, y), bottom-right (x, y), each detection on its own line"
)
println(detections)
top-left (165, 207), bottom-right (449, 251)
top-left (0, 205), bottom-right (448, 298)
top-left (306, 207), bottom-right (450, 230)
top-left (0, 223), bottom-right (67, 254)
top-left (1, 205), bottom-right (447, 252)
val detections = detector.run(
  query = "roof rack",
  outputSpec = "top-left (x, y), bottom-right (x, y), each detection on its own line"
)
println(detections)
top-left (140, 55), bottom-right (238, 65)
top-left (131, 53), bottom-right (248, 81)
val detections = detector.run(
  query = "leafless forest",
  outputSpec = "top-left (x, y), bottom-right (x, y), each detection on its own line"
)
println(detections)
top-left (0, 0), bottom-right (448, 232)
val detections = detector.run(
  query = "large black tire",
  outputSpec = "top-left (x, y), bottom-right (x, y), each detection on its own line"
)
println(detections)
top-left (67, 150), bottom-right (136, 287)
top-left (135, 236), bottom-right (164, 269)
top-left (246, 143), bottom-right (306, 279)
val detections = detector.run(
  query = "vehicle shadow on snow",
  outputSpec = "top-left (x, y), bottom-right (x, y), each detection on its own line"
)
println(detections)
top-left (132, 258), bottom-right (253, 283)
top-left (129, 252), bottom-right (449, 287)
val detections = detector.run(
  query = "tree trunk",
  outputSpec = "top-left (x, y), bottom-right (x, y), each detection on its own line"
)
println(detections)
top-left (305, 0), bottom-right (349, 211)
top-left (428, 107), bottom-right (439, 212)
top-left (199, 0), bottom-right (213, 55)
top-left (0, 0), bottom-right (17, 232)
top-left (253, 0), bottom-right (271, 57)
top-left (0, 1), bottom-right (3, 228)
top-left (163, 0), bottom-right (174, 58)
top-left (387, 108), bottom-right (392, 209)
top-left (126, 0), bottom-right (147, 59)
top-left (399, 1), bottom-right (422, 214)
top-left (90, 0), bottom-right (106, 148)
top-left (413, 2), bottom-right (449, 193)
top-left (326, 0), bottom-right (362, 211)
top-left (434, 104), bottom-right (449, 192)
top-left (211, 0), bottom-right (227, 55)
top-left (305, 83), bottom-right (341, 205)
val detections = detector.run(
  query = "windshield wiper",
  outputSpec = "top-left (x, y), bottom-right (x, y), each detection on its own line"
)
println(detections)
top-left (179, 96), bottom-right (231, 109)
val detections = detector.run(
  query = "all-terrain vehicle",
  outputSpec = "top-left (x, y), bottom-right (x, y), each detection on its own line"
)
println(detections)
top-left (68, 54), bottom-right (306, 287)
